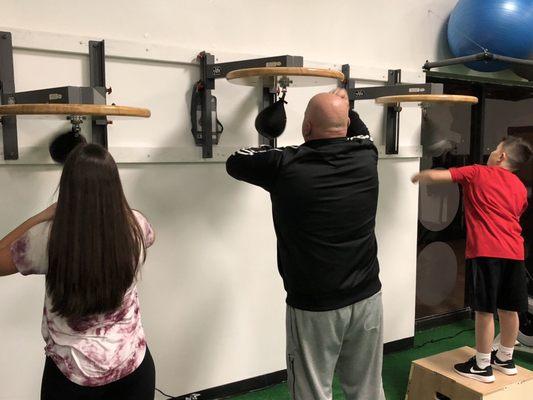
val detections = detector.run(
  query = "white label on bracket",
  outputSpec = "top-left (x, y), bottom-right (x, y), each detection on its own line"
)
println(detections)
top-left (49, 93), bottom-right (63, 101)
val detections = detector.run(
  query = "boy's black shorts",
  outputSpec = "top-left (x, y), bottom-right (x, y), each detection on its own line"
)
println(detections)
top-left (466, 257), bottom-right (528, 313)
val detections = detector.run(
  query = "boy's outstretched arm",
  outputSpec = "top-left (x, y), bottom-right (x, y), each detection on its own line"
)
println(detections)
top-left (411, 169), bottom-right (453, 184)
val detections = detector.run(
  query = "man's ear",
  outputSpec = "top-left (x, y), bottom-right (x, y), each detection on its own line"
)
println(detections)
top-left (303, 120), bottom-right (312, 138)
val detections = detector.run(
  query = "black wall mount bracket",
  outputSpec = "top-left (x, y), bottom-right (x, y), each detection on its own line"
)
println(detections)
top-left (192, 52), bottom-right (304, 158)
top-left (0, 31), bottom-right (109, 160)
top-left (345, 68), bottom-right (444, 155)
top-left (192, 56), bottom-right (450, 158)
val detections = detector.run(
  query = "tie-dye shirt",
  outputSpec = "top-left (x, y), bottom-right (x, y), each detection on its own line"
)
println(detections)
top-left (10, 210), bottom-right (155, 387)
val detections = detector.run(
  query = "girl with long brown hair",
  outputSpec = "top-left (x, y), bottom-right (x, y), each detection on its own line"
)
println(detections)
top-left (0, 144), bottom-right (156, 399)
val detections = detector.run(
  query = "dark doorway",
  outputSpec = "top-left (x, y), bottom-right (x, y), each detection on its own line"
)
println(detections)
top-left (416, 72), bottom-right (533, 328)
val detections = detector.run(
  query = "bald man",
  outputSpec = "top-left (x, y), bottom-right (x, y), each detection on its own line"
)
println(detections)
top-left (226, 89), bottom-right (385, 400)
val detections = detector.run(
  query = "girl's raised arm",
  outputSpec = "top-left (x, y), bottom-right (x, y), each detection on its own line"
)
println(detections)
top-left (0, 204), bottom-right (56, 276)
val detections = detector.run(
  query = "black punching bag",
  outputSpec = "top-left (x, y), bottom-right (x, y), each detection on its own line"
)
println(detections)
top-left (255, 93), bottom-right (287, 139)
top-left (49, 131), bottom-right (87, 164)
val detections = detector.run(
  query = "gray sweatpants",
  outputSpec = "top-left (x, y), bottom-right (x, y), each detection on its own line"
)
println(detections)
top-left (286, 291), bottom-right (386, 400)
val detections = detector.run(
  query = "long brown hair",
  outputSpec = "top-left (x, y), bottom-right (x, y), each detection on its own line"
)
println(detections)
top-left (46, 144), bottom-right (145, 322)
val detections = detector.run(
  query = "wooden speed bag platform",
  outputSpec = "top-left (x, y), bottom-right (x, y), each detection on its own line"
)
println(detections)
top-left (375, 94), bottom-right (478, 105)
top-left (406, 347), bottom-right (533, 400)
top-left (226, 67), bottom-right (345, 87)
top-left (0, 104), bottom-right (151, 117)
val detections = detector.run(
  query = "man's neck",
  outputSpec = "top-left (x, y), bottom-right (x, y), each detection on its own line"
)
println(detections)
top-left (306, 130), bottom-right (347, 142)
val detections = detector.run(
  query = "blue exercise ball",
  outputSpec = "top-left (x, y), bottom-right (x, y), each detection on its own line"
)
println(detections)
top-left (447, 0), bottom-right (533, 72)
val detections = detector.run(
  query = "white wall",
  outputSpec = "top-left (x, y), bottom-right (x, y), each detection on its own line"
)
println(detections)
top-left (0, 1), bottom-right (458, 398)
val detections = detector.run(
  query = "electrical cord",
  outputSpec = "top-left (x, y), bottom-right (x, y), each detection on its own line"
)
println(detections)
top-left (414, 327), bottom-right (475, 350)
top-left (156, 387), bottom-right (201, 400)
top-left (155, 387), bottom-right (178, 399)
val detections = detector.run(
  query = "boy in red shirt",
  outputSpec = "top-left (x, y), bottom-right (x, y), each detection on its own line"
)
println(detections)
top-left (412, 136), bottom-right (532, 383)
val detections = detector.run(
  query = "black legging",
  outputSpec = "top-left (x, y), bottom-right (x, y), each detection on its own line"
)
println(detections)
top-left (41, 347), bottom-right (155, 400)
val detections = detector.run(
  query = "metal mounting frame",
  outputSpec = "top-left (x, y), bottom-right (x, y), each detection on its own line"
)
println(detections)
top-left (89, 40), bottom-right (108, 148)
top-left (194, 51), bottom-right (304, 158)
top-left (423, 51), bottom-right (533, 71)
top-left (0, 31), bottom-right (108, 160)
top-left (345, 68), bottom-right (444, 155)
top-left (0, 32), bottom-right (17, 159)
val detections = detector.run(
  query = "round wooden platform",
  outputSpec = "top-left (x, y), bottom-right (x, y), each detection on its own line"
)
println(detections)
top-left (0, 104), bottom-right (151, 117)
top-left (375, 94), bottom-right (478, 105)
top-left (226, 67), bottom-right (345, 87)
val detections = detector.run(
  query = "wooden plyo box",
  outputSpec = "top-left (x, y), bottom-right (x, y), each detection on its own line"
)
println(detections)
top-left (406, 346), bottom-right (533, 400)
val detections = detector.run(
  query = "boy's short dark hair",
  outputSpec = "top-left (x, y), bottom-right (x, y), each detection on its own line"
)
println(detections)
top-left (502, 136), bottom-right (533, 171)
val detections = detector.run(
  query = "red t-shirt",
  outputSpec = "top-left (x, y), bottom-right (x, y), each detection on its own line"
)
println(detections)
top-left (449, 165), bottom-right (528, 260)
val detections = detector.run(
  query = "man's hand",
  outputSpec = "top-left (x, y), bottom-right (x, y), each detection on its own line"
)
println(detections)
top-left (330, 88), bottom-right (349, 103)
